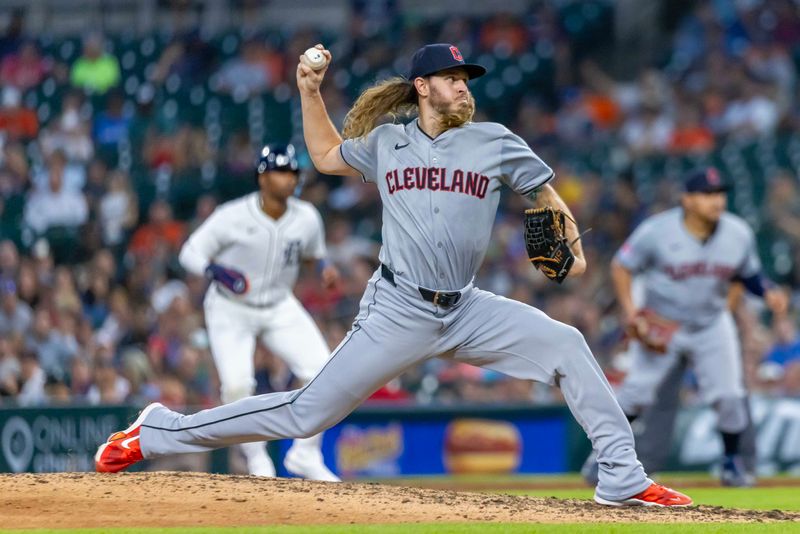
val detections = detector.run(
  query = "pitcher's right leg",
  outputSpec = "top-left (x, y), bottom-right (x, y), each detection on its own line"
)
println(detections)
top-left (96, 273), bottom-right (434, 470)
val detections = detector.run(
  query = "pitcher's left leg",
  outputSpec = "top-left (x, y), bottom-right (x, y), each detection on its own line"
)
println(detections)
top-left (447, 290), bottom-right (689, 505)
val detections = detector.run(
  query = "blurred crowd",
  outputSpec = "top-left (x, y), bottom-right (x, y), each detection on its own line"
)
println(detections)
top-left (1, 0), bottom-right (800, 411)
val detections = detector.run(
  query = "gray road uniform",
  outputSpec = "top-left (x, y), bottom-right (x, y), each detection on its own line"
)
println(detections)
top-left (615, 207), bottom-right (760, 434)
top-left (137, 119), bottom-right (652, 500)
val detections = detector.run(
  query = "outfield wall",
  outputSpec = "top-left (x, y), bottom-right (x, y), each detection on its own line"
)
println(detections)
top-left (1, 398), bottom-right (798, 476)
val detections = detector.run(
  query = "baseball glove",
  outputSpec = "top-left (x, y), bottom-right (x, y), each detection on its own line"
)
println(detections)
top-left (524, 206), bottom-right (575, 284)
top-left (627, 309), bottom-right (680, 354)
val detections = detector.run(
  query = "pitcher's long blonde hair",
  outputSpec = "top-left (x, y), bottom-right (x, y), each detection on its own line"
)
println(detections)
top-left (342, 77), bottom-right (417, 140)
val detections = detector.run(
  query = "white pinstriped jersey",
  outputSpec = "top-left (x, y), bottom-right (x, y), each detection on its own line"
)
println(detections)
top-left (179, 193), bottom-right (327, 305)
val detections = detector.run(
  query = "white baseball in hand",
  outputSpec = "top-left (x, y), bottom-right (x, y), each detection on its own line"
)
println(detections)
top-left (303, 47), bottom-right (328, 71)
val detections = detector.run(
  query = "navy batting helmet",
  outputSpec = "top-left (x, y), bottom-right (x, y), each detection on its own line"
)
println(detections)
top-left (256, 143), bottom-right (299, 176)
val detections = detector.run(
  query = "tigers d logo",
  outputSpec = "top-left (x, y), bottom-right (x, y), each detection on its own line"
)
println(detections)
top-left (450, 46), bottom-right (463, 61)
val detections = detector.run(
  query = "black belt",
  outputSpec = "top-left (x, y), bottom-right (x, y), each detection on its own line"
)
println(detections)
top-left (380, 264), bottom-right (462, 308)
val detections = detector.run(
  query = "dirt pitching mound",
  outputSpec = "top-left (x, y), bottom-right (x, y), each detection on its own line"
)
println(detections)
top-left (1, 472), bottom-right (797, 529)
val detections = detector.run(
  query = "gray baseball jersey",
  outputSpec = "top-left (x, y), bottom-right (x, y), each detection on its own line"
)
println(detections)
top-left (582, 209), bottom-right (759, 483)
top-left (609, 207), bottom-right (757, 461)
top-left (616, 208), bottom-right (760, 329)
top-left (340, 119), bottom-right (553, 290)
top-left (135, 119), bottom-right (653, 501)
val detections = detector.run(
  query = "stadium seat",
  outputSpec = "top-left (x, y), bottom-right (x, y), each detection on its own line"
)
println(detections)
top-left (42, 225), bottom-right (82, 265)
top-left (0, 194), bottom-right (26, 247)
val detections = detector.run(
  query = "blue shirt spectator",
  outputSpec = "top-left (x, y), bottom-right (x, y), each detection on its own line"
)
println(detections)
top-left (764, 317), bottom-right (800, 367)
top-left (93, 91), bottom-right (131, 148)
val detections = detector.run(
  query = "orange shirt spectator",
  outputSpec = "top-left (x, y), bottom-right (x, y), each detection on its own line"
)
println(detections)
top-left (128, 200), bottom-right (186, 258)
top-left (670, 127), bottom-right (714, 154)
top-left (0, 107), bottom-right (37, 140)
top-left (261, 44), bottom-right (286, 88)
top-left (0, 88), bottom-right (38, 142)
top-left (583, 92), bottom-right (622, 130)
top-left (670, 103), bottom-right (715, 154)
top-left (479, 14), bottom-right (529, 55)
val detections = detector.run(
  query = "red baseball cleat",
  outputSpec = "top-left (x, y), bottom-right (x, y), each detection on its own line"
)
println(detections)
top-left (594, 482), bottom-right (693, 507)
top-left (95, 403), bottom-right (162, 473)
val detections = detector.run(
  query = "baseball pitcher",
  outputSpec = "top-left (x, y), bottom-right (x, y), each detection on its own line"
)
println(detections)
top-left (97, 43), bottom-right (691, 507)
top-left (583, 168), bottom-right (788, 487)
top-left (177, 143), bottom-right (340, 481)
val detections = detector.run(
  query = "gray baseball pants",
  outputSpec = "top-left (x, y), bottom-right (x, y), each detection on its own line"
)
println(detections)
top-left (140, 267), bottom-right (651, 500)
top-left (617, 311), bottom-right (749, 434)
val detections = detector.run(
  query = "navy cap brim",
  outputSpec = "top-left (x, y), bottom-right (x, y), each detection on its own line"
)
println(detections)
top-left (411, 63), bottom-right (487, 80)
top-left (685, 185), bottom-right (730, 193)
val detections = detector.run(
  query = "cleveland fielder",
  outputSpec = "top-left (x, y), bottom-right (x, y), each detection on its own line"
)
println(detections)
top-left (96, 43), bottom-right (691, 506)
top-left (177, 143), bottom-right (340, 481)
top-left (583, 168), bottom-right (788, 487)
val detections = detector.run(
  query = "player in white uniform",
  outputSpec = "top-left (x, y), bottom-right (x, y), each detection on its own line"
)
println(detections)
top-left (177, 144), bottom-right (340, 481)
top-left (97, 43), bottom-right (691, 507)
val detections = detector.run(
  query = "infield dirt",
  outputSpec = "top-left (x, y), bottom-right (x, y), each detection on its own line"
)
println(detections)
top-left (1, 472), bottom-right (798, 529)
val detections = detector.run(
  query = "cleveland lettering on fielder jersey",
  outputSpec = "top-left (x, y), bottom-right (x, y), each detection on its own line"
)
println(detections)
top-left (616, 207), bottom-right (761, 328)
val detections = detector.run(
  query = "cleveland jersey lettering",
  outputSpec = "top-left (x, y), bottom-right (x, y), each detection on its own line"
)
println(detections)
top-left (341, 119), bottom-right (553, 289)
top-left (663, 262), bottom-right (736, 281)
top-left (385, 167), bottom-right (490, 198)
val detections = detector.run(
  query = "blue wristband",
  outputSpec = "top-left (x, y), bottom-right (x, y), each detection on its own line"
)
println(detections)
top-left (316, 258), bottom-right (331, 275)
top-left (736, 273), bottom-right (773, 298)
